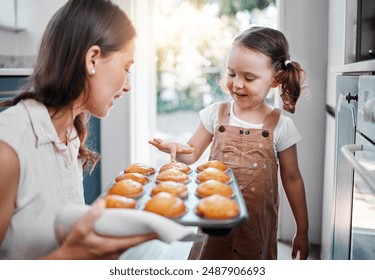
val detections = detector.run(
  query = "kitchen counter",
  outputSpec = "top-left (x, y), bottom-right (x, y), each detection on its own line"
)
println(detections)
top-left (0, 68), bottom-right (33, 76)
top-left (332, 59), bottom-right (375, 73)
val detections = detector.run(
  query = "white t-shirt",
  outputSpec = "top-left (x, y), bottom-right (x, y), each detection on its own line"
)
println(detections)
top-left (199, 101), bottom-right (301, 155)
top-left (0, 99), bottom-right (84, 259)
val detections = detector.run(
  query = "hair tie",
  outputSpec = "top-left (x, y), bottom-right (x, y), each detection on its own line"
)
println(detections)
top-left (284, 60), bottom-right (291, 67)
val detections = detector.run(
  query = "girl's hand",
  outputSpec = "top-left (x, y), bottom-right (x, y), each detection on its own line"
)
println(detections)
top-left (291, 232), bottom-right (310, 260)
top-left (148, 138), bottom-right (194, 162)
top-left (48, 199), bottom-right (157, 260)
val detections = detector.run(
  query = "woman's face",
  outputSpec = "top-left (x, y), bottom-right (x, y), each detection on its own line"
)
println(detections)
top-left (84, 39), bottom-right (135, 118)
top-left (226, 43), bottom-right (276, 111)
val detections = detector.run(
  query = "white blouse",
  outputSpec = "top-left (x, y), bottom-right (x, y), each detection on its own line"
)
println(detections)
top-left (0, 99), bottom-right (84, 259)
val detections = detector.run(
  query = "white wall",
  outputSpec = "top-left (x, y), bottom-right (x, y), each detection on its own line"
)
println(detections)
top-left (277, 0), bottom-right (329, 245)
top-left (100, 0), bottom-right (156, 187)
top-left (100, 0), bottom-right (133, 189)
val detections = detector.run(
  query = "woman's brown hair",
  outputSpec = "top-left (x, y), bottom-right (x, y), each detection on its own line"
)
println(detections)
top-left (0, 0), bottom-right (136, 170)
top-left (234, 26), bottom-right (305, 113)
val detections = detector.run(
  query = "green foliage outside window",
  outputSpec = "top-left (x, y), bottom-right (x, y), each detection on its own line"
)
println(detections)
top-left (155, 0), bottom-right (276, 113)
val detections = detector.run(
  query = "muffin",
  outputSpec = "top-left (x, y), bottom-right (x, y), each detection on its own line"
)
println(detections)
top-left (124, 163), bottom-right (155, 176)
top-left (159, 161), bottom-right (192, 174)
top-left (196, 194), bottom-right (240, 219)
top-left (156, 169), bottom-right (190, 184)
top-left (107, 179), bottom-right (143, 198)
top-left (197, 160), bottom-right (228, 173)
top-left (196, 180), bottom-right (234, 198)
top-left (104, 194), bottom-right (137, 209)
top-left (115, 172), bottom-right (149, 185)
top-left (196, 167), bottom-right (231, 184)
top-left (151, 181), bottom-right (188, 199)
top-left (144, 192), bottom-right (186, 218)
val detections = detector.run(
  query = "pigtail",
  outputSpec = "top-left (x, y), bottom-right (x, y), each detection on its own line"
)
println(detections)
top-left (274, 61), bottom-right (305, 114)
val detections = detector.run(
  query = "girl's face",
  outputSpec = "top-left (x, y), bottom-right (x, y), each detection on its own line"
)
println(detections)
top-left (226, 43), bottom-right (276, 111)
top-left (84, 39), bottom-right (135, 118)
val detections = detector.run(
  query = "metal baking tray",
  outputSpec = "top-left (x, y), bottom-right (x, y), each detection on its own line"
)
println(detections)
top-left (102, 167), bottom-right (249, 231)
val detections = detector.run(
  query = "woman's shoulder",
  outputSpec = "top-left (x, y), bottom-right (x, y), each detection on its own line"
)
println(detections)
top-left (0, 101), bottom-right (32, 148)
top-left (0, 100), bottom-right (30, 124)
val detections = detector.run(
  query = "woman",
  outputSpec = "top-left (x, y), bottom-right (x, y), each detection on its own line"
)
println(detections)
top-left (0, 0), bottom-right (156, 259)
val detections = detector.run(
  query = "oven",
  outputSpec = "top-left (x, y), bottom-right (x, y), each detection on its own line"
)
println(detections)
top-left (334, 74), bottom-right (375, 259)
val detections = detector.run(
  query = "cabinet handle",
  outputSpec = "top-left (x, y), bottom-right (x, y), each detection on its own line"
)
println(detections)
top-left (341, 144), bottom-right (375, 192)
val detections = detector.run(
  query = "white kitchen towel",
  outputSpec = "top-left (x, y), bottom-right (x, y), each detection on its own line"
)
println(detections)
top-left (54, 205), bottom-right (196, 244)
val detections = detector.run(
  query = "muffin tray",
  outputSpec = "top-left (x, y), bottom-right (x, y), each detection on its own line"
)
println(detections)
top-left (102, 167), bottom-right (249, 231)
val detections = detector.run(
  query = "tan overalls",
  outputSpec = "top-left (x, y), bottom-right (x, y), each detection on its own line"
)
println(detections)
top-left (198, 102), bottom-right (281, 260)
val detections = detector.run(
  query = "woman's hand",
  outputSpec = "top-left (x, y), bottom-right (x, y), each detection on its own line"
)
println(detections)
top-left (148, 138), bottom-right (194, 162)
top-left (45, 199), bottom-right (157, 260)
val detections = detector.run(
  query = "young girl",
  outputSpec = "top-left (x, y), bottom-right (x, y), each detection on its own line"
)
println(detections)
top-left (149, 26), bottom-right (310, 260)
top-left (0, 0), bottom-right (156, 259)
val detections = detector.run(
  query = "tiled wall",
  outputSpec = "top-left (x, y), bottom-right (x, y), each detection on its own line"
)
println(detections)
top-left (0, 55), bottom-right (35, 68)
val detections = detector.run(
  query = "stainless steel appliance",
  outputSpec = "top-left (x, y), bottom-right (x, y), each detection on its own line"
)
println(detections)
top-left (333, 69), bottom-right (375, 259)
top-left (341, 75), bottom-right (375, 259)
top-left (332, 75), bottom-right (359, 259)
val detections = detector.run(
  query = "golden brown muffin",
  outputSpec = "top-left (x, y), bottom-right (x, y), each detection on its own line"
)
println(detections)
top-left (196, 180), bottom-right (234, 198)
top-left (104, 194), bottom-right (137, 209)
top-left (196, 194), bottom-right (240, 219)
top-left (151, 181), bottom-right (188, 199)
top-left (124, 163), bottom-right (155, 176)
top-left (115, 172), bottom-right (149, 185)
top-left (156, 169), bottom-right (190, 184)
top-left (144, 192), bottom-right (186, 218)
top-left (196, 167), bottom-right (231, 184)
top-left (197, 160), bottom-right (228, 173)
top-left (159, 161), bottom-right (192, 174)
top-left (107, 179), bottom-right (143, 198)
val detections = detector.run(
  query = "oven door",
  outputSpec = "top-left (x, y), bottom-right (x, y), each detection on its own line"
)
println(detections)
top-left (332, 75), bottom-right (358, 259)
top-left (341, 138), bottom-right (375, 259)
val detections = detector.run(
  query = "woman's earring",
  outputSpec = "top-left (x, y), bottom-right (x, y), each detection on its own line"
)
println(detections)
top-left (90, 68), bottom-right (96, 76)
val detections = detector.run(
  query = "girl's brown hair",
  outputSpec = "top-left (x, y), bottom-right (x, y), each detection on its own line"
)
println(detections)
top-left (0, 0), bottom-right (136, 170)
top-left (234, 26), bottom-right (305, 113)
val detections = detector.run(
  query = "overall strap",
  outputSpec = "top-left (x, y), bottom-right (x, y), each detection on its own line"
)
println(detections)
top-left (262, 108), bottom-right (281, 131)
top-left (218, 102), bottom-right (231, 124)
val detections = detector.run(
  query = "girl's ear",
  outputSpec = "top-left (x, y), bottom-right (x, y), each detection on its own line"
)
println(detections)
top-left (85, 45), bottom-right (101, 76)
top-left (271, 80), bottom-right (279, 88)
